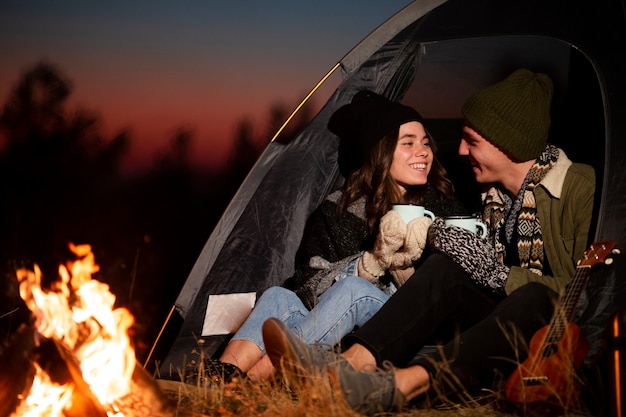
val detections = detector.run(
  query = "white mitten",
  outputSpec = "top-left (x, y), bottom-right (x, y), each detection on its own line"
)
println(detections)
top-left (389, 216), bottom-right (432, 269)
top-left (359, 210), bottom-right (407, 280)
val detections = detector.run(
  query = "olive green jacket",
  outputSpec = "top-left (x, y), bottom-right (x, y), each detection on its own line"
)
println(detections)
top-left (501, 149), bottom-right (596, 296)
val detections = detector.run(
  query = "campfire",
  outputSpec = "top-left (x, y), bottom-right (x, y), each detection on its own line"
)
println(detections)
top-left (0, 243), bottom-right (174, 417)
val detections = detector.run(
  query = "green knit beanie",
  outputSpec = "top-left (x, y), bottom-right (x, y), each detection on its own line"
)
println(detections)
top-left (461, 68), bottom-right (553, 161)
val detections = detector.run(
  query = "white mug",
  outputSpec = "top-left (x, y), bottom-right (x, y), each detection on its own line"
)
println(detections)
top-left (444, 215), bottom-right (487, 238)
top-left (392, 204), bottom-right (435, 224)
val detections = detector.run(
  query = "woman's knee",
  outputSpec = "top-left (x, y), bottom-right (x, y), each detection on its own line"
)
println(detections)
top-left (333, 277), bottom-right (388, 301)
top-left (334, 276), bottom-right (374, 292)
top-left (255, 286), bottom-right (304, 313)
top-left (258, 286), bottom-right (297, 303)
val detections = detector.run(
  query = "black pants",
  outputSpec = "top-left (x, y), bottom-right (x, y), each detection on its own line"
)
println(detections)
top-left (343, 254), bottom-right (558, 393)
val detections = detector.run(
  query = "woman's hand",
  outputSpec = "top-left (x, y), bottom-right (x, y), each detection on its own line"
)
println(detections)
top-left (397, 216), bottom-right (432, 263)
top-left (359, 210), bottom-right (407, 279)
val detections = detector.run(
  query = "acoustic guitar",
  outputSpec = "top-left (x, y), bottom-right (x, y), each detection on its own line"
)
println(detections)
top-left (504, 240), bottom-right (618, 406)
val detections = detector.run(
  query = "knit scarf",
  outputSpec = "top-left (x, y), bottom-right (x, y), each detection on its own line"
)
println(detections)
top-left (482, 144), bottom-right (560, 274)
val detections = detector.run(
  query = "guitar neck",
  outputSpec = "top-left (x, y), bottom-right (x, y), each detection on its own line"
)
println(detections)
top-left (545, 266), bottom-right (590, 342)
top-left (545, 241), bottom-right (617, 343)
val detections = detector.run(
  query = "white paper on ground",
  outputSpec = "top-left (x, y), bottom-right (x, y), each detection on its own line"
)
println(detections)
top-left (201, 292), bottom-right (257, 336)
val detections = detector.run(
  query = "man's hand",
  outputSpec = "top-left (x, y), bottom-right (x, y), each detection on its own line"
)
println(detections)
top-left (428, 217), bottom-right (509, 293)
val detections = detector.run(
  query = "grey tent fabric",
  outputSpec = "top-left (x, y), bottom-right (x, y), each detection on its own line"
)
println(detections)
top-left (156, 0), bottom-right (626, 398)
top-left (169, 0), bottom-right (438, 324)
top-left (156, 1), bottom-right (439, 373)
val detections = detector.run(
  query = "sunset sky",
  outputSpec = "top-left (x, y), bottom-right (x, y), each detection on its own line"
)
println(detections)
top-left (0, 1), bottom-right (411, 173)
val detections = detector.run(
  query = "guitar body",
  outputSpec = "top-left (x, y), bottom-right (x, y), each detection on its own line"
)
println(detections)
top-left (505, 322), bottom-right (589, 406)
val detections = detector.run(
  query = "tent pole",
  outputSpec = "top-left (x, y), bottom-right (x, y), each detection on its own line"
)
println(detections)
top-left (149, 62), bottom-right (340, 370)
top-left (143, 304), bottom-right (176, 369)
top-left (270, 62), bottom-right (341, 142)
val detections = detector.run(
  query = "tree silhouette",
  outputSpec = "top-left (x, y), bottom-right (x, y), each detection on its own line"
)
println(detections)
top-left (0, 61), bottom-right (130, 344)
top-left (2, 61), bottom-right (69, 141)
top-left (226, 117), bottom-right (264, 187)
top-left (0, 62), bottom-right (129, 273)
top-left (0, 61), bottom-right (320, 362)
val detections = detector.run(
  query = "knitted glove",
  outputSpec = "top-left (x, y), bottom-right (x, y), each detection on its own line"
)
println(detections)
top-left (387, 216), bottom-right (432, 287)
top-left (428, 217), bottom-right (510, 293)
top-left (390, 216), bottom-right (432, 268)
top-left (359, 210), bottom-right (407, 280)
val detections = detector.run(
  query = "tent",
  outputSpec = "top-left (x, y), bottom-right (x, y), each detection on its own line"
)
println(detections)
top-left (153, 0), bottom-right (626, 406)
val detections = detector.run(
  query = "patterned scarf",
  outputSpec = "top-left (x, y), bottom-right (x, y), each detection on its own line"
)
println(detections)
top-left (482, 145), bottom-right (560, 274)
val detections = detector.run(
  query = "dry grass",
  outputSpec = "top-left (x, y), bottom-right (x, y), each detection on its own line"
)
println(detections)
top-left (151, 324), bottom-right (598, 417)
top-left (155, 369), bottom-right (595, 417)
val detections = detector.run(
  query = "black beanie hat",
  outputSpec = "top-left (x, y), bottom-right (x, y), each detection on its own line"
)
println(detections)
top-left (328, 90), bottom-right (425, 176)
top-left (461, 68), bottom-right (553, 162)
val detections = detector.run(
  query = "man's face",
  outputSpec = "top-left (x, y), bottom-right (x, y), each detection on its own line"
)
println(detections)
top-left (458, 124), bottom-right (511, 184)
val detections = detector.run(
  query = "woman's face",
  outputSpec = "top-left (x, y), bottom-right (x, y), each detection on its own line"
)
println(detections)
top-left (389, 121), bottom-right (433, 195)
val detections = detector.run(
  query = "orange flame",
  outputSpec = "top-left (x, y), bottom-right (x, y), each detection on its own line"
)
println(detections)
top-left (13, 243), bottom-right (136, 416)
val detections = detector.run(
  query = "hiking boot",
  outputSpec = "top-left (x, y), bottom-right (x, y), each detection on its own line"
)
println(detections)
top-left (184, 358), bottom-right (245, 386)
top-left (328, 360), bottom-right (407, 416)
top-left (262, 317), bottom-right (352, 381)
top-left (206, 359), bottom-right (245, 384)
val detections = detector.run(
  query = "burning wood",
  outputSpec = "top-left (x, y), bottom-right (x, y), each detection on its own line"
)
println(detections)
top-left (0, 243), bottom-right (174, 417)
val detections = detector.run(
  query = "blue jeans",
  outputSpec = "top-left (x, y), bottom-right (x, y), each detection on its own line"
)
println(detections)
top-left (231, 276), bottom-right (389, 354)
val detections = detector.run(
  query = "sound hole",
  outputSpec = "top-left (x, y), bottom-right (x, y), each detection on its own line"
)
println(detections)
top-left (541, 343), bottom-right (558, 357)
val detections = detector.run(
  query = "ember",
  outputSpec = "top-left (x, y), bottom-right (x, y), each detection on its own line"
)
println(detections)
top-left (1, 243), bottom-right (173, 417)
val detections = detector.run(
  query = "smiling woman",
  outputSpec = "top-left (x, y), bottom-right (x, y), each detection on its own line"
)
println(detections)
top-left (156, 89), bottom-right (465, 385)
top-left (390, 121), bottom-right (433, 192)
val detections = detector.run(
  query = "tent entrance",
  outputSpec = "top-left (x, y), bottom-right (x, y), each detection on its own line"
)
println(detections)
top-left (400, 35), bottom-right (605, 222)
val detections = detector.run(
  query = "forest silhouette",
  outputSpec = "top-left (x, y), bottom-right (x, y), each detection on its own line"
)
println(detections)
top-left (0, 61), bottom-right (315, 362)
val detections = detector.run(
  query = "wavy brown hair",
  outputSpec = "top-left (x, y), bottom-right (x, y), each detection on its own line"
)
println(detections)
top-left (339, 126), bottom-right (455, 231)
